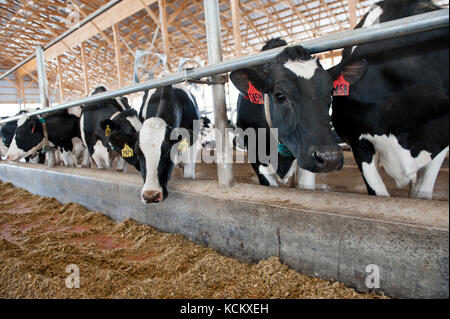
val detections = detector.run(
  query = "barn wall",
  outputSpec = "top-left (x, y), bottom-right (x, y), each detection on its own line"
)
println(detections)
top-left (0, 69), bottom-right (40, 105)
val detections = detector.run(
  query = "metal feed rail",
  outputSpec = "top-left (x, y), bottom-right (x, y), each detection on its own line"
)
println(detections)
top-left (0, 8), bottom-right (448, 125)
top-left (0, 0), bottom-right (123, 81)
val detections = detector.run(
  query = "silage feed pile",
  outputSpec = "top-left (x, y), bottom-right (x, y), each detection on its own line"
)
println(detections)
top-left (0, 181), bottom-right (385, 299)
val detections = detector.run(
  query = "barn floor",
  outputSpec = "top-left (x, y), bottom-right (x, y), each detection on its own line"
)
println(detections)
top-left (0, 181), bottom-right (386, 299)
top-left (0, 159), bottom-right (447, 298)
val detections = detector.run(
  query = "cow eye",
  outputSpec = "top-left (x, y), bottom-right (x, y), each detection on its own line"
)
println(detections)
top-left (275, 93), bottom-right (286, 103)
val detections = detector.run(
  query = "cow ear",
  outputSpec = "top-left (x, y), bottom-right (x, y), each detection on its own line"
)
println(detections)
top-left (230, 68), bottom-right (266, 95)
top-left (341, 59), bottom-right (368, 86)
top-left (100, 119), bottom-right (115, 131)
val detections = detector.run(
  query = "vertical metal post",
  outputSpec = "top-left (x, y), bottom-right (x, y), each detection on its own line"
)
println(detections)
top-left (35, 46), bottom-right (49, 108)
top-left (203, 0), bottom-right (233, 188)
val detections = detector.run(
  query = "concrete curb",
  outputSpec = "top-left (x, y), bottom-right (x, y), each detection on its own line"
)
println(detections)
top-left (0, 163), bottom-right (448, 298)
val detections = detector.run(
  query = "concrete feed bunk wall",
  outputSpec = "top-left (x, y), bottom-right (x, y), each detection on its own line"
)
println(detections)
top-left (0, 162), bottom-right (448, 298)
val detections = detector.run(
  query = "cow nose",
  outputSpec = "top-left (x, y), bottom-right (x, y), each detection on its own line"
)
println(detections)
top-left (141, 190), bottom-right (163, 204)
top-left (312, 148), bottom-right (343, 172)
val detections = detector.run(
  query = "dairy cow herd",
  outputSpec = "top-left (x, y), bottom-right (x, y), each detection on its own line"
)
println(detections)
top-left (1, 0), bottom-right (448, 202)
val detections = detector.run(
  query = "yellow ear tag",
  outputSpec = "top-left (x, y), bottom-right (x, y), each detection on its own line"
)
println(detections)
top-left (121, 143), bottom-right (134, 158)
top-left (178, 138), bottom-right (189, 152)
top-left (105, 125), bottom-right (112, 137)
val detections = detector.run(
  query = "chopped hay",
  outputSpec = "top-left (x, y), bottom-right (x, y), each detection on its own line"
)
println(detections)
top-left (0, 181), bottom-right (386, 299)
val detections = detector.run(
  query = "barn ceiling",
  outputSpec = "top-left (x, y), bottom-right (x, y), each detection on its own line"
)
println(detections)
top-left (0, 0), bottom-right (448, 103)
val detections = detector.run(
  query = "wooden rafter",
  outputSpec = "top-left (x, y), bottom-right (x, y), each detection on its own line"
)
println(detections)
top-left (0, 0), bottom-right (448, 102)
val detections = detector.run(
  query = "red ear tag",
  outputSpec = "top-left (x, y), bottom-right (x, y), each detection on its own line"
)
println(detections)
top-left (333, 74), bottom-right (350, 96)
top-left (31, 125), bottom-right (35, 134)
top-left (246, 82), bottom-right (264, 105)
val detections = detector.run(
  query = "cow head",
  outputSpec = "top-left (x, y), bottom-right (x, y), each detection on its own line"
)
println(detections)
top-left (136, 117), bottom-right (188, 204)
top-left (327, 58), bottom-right (368, 91)
top-left (5, 115), bottom-right (45, 161)
top-left (230, 45), bottom-right (343, 173)
top-left (100, 109), bottom-right (142, 169)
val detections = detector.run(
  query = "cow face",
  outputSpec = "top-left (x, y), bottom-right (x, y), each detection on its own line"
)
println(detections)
top-left (100, 109), bottom-right (142, 169)
top-left (137, 117), bottom-right (181, 204)
top-left (1, 121), bottom-right (18, 148)
top-left (5, 115), bottom-right (45, 161)
top-left (230, 45), bottom-right (343, 173)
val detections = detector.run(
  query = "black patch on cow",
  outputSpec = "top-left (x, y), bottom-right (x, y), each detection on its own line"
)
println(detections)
top-left (231, 38), bottom-right (299, 186)
top-left (14, 110), bottom-right (81, 155)
top-left (262, 38), bottom-right (287, 51)
top-left (328, 0), bottom-right (448, 195)
top-left (81, 87), bottom-right (131, 162)
top-left (101, 109), bottom-right (141, 170)
top-left (128, 85), bottom-right (200, 200)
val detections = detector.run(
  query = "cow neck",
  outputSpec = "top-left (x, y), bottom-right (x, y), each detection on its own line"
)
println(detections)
top-left (112, 97), bottom-right (128, 112)
top-left (37, 115), bottom-right (52, 153)
top-left (110, 111), bottom-right (121, 120)
top-left (156, 97), bottom-right (182, 130)
top-left (92, 99), bottom-right (125, 115)
top-left (264, 94), bottom-right (294, 158)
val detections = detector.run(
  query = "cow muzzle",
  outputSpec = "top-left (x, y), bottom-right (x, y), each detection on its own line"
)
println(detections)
top-left (5, 153), bottom-right (19, 162)
top-left (141, 190), bottom-right (163, 204)
top-left (310, 146), bottom-right (343, 173)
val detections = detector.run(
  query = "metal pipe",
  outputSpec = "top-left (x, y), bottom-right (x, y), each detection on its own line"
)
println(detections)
top-left (0, 0), bottom-right (122, 81)
top-left (204, 0), bottom-right (234, 188)
top-left (1, 8), bottom-right (448, 125)
top-left (35, 46), bottom-right (49, 109)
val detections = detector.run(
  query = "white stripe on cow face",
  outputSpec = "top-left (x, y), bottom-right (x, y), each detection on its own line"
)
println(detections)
top-left (139, 117), bottom-right (167, 199)
top-left (283, 59), bottom-right (318, 80)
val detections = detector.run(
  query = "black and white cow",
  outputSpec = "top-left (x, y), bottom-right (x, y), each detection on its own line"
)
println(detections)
top-left (325, 0), bottom-right (448, 199)
top-left (80, 86), bottom-right (131, 170)
top-left (232, 38), bottom-right (316, 189)
top-left (230, 45), bottom-right (343, 178)
top-left (1, 116), bottom-right (20, 157)
top-left (100, 108), bottom-right (143, 170)
top-left (199, 115), bottom-right (215, 150)
top-left (199, 115), bottom-right (240, 152)
top-left (101, 83), bottom-right (200, 203)
top-left (1, 112), bottom-right (46, 164)
top-left (5, 108), bottom-right (86, 167)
